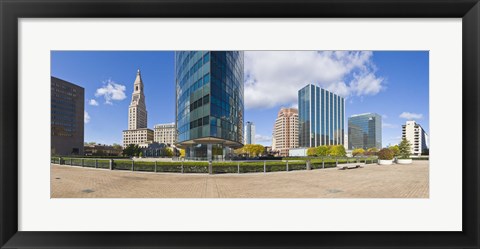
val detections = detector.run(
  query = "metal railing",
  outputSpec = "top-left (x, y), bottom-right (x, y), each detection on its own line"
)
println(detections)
top-left (51, 156), bottom-right (378, 175)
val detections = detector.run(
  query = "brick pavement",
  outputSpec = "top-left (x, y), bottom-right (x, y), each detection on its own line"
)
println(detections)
top-left (51, 161), bottom-right (429, 198)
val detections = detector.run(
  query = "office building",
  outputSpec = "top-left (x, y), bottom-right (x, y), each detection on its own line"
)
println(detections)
top-left (244, 121), bottom-right (255, 144)
top-left (51, 77), bottom-right (84, 155)
top-left (272, 108), bottom-right (299, 157)
top-left (348, 113), bottom-right (382, 150)
top-left (175, 51), bottom-right (244, 160)
top-left (298, 84), bottom-right (345, 148)
top-left (122, 70), bottom-right (154, 147)
top-left (402, 120), bottom-right (429, 155)
top-left (154, 123), bottom-right (177, 145)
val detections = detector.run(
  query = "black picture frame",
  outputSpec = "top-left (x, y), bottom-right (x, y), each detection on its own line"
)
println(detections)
top-left (1, 0), bottom-right (479, 248)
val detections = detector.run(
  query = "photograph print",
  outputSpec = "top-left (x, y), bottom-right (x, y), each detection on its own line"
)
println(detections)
top-left (50, 50), bottom-right (429, 198)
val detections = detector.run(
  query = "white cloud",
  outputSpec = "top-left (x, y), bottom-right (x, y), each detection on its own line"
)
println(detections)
top-left (88, 99), bottom-right (99, 106)
top-left (84, 111), bottom-right (90, 124)
top-left (382, 122), bottom-right (397, 128)
top-left (399, 112), bottom-right (423, 120)
top-left (382, 114), bottom-right (388, 119)
top-left (94, 79), bottom-right (127, 105)
top-left (255, 134), bottom-right (272, 143)
top-left (244, 51), bottom-right (384, 109)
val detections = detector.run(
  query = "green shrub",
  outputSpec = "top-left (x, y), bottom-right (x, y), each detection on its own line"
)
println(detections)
top-left (114, 160), bottom-right (133, 170)
top-left (377, 148), bottom-right (394, 160)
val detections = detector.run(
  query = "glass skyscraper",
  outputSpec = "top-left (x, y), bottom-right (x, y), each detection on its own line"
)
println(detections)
top-left (298, 84), bottom-right (345, 148)
top-left (175, 51), bottom-right (244, 160)
top-left (244, 121), bottom-right (255, 144)
top-left (348, 113), bottom-right (382, 150)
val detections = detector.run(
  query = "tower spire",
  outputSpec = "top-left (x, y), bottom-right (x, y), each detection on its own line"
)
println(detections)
top-left (133, 69), bottom-right (143, 92)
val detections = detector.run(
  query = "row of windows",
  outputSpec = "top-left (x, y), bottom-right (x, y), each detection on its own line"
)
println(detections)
top-left (190, 94), bottom-right (210, 112)
top-left (52, 105), bottom-right (75, 114)
top-left (190, 116), bottom-right (210, 129)
top-left (52, 131), bottom-right (73, 137)
top-left (52, 98), bottom-right (76, 108)
top-left (51, 93), bottom-right (76, 102)
top-left (52, 83), bottom-right (78, 93)
top-left (52, 110), bottom-right (76, 118)
top-left (52, 88), bottom-right (77, 97)
top-left (52, 121), bottom-right (75, 128)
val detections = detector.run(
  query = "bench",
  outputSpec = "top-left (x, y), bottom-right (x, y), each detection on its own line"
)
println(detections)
top-left (337, 163), bottom-right (366, 170)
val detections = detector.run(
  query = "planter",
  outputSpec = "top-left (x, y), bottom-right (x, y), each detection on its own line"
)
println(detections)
top-left (378, 159), bottom-right (393, 165)
top-left (397, 158), bottom-right (413, 164)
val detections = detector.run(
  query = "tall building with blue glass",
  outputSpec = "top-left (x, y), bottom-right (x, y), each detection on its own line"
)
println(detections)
top-left (298, 84), bottom-right (345, 148)
top-left (348, 113), bottom-right (382, 150)
top-left (175, 51), bottom-right (244, 160)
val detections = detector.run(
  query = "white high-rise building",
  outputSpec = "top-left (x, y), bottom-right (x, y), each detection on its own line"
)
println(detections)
top-left (244, 121), bottom-right (255, 144)
top-left (402, 120), bottom-right (429, 156)
top-left (272, 108), bottom-right (299, 157)
top-left (154, 123), bottom-right (177, 146)
top-left (123, 70), bottom-right (153, 147)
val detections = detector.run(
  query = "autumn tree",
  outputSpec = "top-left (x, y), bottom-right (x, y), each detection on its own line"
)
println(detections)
top-left (241, 144), bottom-right (265, 157)
top-left (388, 145), bottom-right (400, 157)
top-left (316, 145), bottom-right (329, 157)
top-left (328, 145), bottom-right (346, 157)
top-left (352, 148), bottom-right (365, 157)
top-left (307, 147), bottom-right (317, 157)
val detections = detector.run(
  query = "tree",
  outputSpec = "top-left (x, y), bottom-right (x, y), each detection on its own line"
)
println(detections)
top-left (378, 148), bottom-right (394, 160)
top-left (139, 151), bottom-right (143, 158)
top-left (241, 144), bottom-right (264, 157)
top-left (329, 145), bottom-right (346, 157)
top-left (234, 147), bottom-right (245, 155)
top-left (366, 147), bottom-right (378, 156)
top-left (161, 147), bottom-right (174, 157)
top-left (307, 147), bottom-right (317, 157)
top-left (112, 143), bottom-right (122, 150)
top-left (123, 144), bottom-right (139, 157)
top-left (179, 149), bottom-right (186, 157)
top-left (316, 146), bottom-right (329, 156)
top-left (388, 145), bottom-right (400, 157)
top-left (398, 138), bottom-right (412, 159)
top-left (134, 145), bottom-right (140, 157)
top-left (352, 148), bottom-right (365, 157)
top-left (251, 144), bottom-right (265, 157)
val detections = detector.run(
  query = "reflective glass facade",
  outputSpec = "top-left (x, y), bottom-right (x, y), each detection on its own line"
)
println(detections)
top-left (244, 121), bottom-right (255, 144)
top-left (175, 51), bottom-right (244, 159)
top-left (348, 113), bottom-right (382, 150)
top-left (298, 84), bottom-right (345, 148)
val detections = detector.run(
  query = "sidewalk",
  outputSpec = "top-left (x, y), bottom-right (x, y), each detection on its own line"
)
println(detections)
top-left (51, 161), bottom-right (429, 198)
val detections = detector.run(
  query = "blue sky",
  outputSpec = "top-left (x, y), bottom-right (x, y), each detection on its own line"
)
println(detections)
top-left (51, 51), bottom-right (429, 147)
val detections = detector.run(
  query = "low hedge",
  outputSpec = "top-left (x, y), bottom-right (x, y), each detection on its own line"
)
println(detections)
top-left (53, 157), bottom-right (381, 174)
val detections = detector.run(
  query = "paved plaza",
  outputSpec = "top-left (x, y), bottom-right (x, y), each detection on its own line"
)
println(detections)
top-left (51, 161), bottom-right (429, 198)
